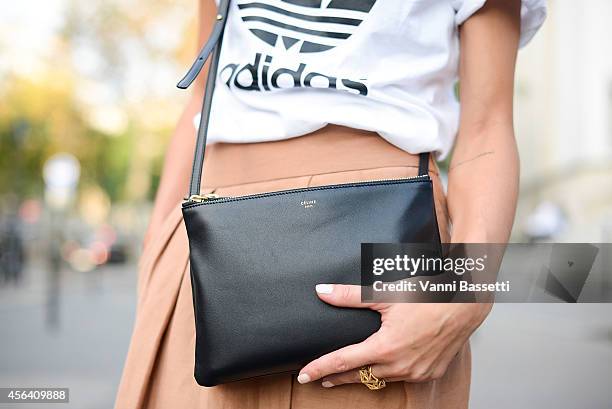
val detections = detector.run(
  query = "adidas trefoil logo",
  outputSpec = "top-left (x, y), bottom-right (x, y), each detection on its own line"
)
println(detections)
top-left (237, 0), bottom-right (377, 54)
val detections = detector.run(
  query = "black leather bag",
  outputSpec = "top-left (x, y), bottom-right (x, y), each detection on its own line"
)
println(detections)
top-left (178, 0), bottom-right (441, 387)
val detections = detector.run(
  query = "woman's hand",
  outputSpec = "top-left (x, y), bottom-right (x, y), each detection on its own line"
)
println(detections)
top-left (297, 284), bottom-right (491, 388)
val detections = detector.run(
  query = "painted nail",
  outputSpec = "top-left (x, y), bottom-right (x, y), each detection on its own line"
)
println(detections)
top-left (322, 381), bottom-right (334, 388)
top-left (315, 284), bottom-right (333, 294)
top-left (297, 373), bottom-right (311, 384)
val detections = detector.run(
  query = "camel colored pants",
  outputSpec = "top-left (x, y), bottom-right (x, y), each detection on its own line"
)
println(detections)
top-left (115, 125), bottom-right (471, 409)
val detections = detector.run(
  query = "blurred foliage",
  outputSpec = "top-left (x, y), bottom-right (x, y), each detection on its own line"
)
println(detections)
top-left (0, 0), bottom-right (196, 204)
top-left (0, 73), bottom-right (131, 201)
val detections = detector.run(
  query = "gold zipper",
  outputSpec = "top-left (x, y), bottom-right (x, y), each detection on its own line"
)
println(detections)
top-left (353, 174), bottom-right (429, 184)
top-left (186, 193), bottom-right (222, 203)
top-left (184, 174), bottom-right (429, 205)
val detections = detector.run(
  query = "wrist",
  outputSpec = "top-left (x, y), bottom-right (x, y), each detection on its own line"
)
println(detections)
top-left (452, 302), bottom-right (493, 331)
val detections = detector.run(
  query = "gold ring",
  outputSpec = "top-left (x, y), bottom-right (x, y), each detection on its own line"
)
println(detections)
top-left (359, 365), bottom-right (386, 390)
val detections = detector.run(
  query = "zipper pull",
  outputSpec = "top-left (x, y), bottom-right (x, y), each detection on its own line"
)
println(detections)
top-left (184, 193), bottom-right (224, 204)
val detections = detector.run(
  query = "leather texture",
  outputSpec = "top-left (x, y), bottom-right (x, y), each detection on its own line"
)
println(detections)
top-left (182, 177), bottom-right (441, 386)
top-left (178, 0), bottom-right (441, 388)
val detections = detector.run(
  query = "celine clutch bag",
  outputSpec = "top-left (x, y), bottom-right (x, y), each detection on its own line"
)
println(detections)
top-left (177, 0), bottom-right (441, 386)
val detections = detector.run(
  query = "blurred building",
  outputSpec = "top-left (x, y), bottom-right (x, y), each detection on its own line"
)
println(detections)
top-left (514, 0), bottom-right (612, 242)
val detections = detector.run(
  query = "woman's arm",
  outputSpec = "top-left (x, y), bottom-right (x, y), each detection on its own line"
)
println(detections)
top-left (143, 0), bottom-right (217, 247)
top-left (297, 0), bottom-right (521, 387)
top-left (448, 0), bottom-right (521, 244)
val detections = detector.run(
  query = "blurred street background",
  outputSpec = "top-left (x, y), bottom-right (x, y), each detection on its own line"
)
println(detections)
top-left (0, 0), bottom-right (611, 408)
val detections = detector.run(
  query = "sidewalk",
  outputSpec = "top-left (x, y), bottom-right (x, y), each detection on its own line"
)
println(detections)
top-left (0, 262), bottom-right (136, 409)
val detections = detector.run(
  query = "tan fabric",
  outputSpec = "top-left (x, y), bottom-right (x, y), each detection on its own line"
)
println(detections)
top-left (115, 125), bottom-right (470, 409)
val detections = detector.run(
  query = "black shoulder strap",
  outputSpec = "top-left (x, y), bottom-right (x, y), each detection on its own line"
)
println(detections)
top-left (178, 0), bottom-right (231, 198)
top-left (418, 152), bottom-right (429, 176)
top-left (177, 0), bottom-right (231, 90)
top-left (178, 0), bottom-right (429, 199)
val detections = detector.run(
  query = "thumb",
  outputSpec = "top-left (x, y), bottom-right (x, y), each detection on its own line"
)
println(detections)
top-left (315, 284), bottom-right (378, 309)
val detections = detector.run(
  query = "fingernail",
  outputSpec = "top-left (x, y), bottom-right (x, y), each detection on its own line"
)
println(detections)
top-left (316, 284), bottom-right (333, 294)
top-left (322, 381), bottom-right (334, 388)
top-left (297, 373), bottom-right (311, 384)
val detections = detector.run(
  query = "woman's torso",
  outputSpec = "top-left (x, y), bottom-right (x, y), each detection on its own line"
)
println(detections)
top-left (207, 0), bottom-right (461, 159)
top-left (205, 0), bottom-right (546, 159)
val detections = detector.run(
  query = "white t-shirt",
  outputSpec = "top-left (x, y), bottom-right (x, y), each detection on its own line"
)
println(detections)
top-left (201, 0), bottom-right (547, 159)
